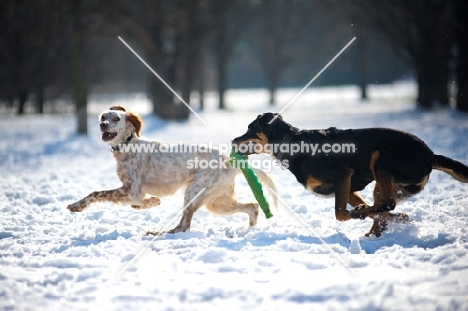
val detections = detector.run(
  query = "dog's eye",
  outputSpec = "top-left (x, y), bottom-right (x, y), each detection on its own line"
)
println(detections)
top-left (113, 117), bottom-right (121, 122)
top-left (100, 115), bottom-right (105, 121)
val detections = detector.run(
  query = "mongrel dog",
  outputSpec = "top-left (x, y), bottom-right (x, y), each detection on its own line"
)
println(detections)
top-left (67, 106), bottom-right (277, 235)
top-left (232, 112), bottom-right (468, 237)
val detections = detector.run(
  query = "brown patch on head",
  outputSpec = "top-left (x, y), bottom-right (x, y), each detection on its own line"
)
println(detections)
top-left (110, 106), bottom-right (126, 112)
top-left (242, 132), bottom-right (271, 154)
top-left (126, 112), bottom-right (143, 136)
top-left (251, 132), bottom-right (269, 147)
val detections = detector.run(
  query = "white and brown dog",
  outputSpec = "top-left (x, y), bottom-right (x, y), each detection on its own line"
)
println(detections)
top-left (67, 106), bottom-right (276, 234)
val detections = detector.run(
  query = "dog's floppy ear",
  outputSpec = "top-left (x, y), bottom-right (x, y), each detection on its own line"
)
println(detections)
top-left (258, 112), bottom-right (282, 121)
top-left (110, 106), bottom-right (126, 112)
top-left (126, 112), bottom-right (142, 136)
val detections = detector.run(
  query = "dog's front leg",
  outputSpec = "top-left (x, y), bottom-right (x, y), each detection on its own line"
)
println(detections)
top-left (334, 168), bottom-right (354, 221)
top-left (131, 197), bottom-right (161, 210)
top-left (67, 187), bottom-right (130, 212)
top-left (350, 169), bottom-right (396, 219)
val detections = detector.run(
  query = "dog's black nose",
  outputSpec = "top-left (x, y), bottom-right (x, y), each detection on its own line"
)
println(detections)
top-left (100, 122), bottom-right (108, 129)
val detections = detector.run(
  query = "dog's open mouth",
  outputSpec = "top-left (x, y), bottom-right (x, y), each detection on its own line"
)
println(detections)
top-left (102, 132), bottom-right (117, 142)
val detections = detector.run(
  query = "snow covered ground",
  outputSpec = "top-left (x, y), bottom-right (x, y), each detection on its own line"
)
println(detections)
top-left (1, 87), bottom-right (468, 310)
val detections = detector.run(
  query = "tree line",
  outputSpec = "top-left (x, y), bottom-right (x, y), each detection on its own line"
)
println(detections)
top-left (1, 0), bottom-right (467, 129)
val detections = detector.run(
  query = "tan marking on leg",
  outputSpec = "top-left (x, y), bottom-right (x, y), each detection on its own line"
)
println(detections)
top-left (348, 191), bottom-right (369, 207)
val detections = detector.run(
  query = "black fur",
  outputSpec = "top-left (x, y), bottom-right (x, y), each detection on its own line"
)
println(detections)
top-left (232, 112), bottom-right (468, 237)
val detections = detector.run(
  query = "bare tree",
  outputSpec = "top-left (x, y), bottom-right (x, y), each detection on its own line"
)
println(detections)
top-left (73, 0), bottom-right (87, 134)
top-left (345, 0), bottom-right (454, 108)
top-left (356, 25), bottom-right (368, 100)
top-left (0, 0), bottom-right (72, 115)
top-left (95, 0), bottom-right (215, 119)
top-left (454, 0), bottom-right (468, 112)
top-left (210, 1), bottom-right (252, 110)
top-left (251, 0), bottom-right (348, 105)
top-left (257, 0), bottom-right (297, 105)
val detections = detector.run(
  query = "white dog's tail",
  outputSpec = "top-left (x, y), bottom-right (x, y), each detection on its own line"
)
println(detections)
top-left (252, 168), bottom-right (278, 208)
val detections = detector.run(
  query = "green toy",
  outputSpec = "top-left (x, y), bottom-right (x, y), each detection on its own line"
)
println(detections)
top-left (229, 149), bottom-right (273, 219)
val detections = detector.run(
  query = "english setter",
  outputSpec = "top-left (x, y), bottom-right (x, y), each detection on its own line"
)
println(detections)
top-left (67, 106), bottom-right (276, 234)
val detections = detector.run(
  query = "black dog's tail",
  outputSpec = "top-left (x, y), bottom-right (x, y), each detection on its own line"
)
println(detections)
top-left (433, 154), bottom-right (468, 183)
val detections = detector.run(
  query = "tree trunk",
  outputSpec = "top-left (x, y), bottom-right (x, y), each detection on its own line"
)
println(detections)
top-left (268, 84), bottom-right (277, 106)
top-left (149, 59), bottom-right (190, 120)
top-left (72, 0), bottom-right (87, 134)
top-left (267, 67), bottom-right (279, 106)
top-left (147, 1), bottom-right (190, 121)
top-left (198, 41), bottom-right (205, 111)
top-left (17, 89), bottom-right (27, 114)
top-left (416, 32), bottom-right (450, 108)
top-left (455, 0), bottom-right (468, 112)
top-left (217, 20), bottom-right (228, 110)
top-left (146, 46), bottom-right (181, 119)
top-left (176, 0), bottom-right (191, 121)
top-left (36, 83), bottom-right (44, 114)
top-left (150, 72), bottom-right (178, 120)
top-left (456, 41), bottom-right (468, 111)
top-left (217, 51), bottom-right (227, 110)
top-left (357, 27), bottom-right (368, 100)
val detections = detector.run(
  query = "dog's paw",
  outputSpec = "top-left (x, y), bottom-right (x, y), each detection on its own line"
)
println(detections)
top-left (146, 225), bottom-right (188, 236)
top-left (394, 212), bottom-right (410, 223)
top-left (350, 204), bottom-right (372, 219)
top-left (167, 226), bottom-right (188, 234)
top-left (335, 210), bottom-right (352, 222)
top-left (350, 210), bottom-right (367, 220)
top-left (364, 220), bottom-right (387, 237)
top-left (67, 202), bottom-right (86, 212)
top-left (365, 230), bottom-right (381, 238)
top-left (146, 230), bottom-right (162, 236)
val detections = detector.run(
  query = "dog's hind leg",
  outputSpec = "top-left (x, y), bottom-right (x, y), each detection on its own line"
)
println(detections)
top-left (170, 182), bottom-right (208, 234)
top-left (347, 162), bottom-right (400, 236)
top-left (205, 197), bottom-right (260, 227)
top-left (354, 173), bottom-right (412, 237)
top-left (147, 179), bottom-right (207, 236)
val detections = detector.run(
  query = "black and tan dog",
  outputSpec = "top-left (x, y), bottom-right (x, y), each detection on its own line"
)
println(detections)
top-left (232, 112), bottom-right (468, 237)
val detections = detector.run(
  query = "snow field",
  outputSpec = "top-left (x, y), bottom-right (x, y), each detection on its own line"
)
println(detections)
top-left (1, 89), bottom-right (468, 310)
